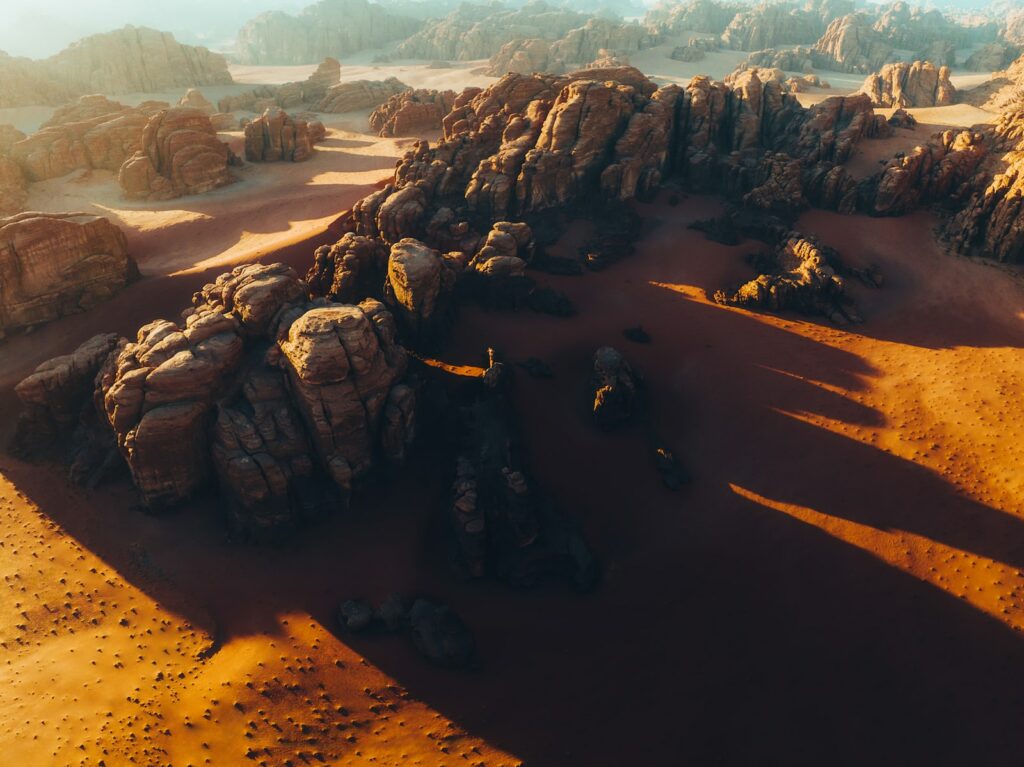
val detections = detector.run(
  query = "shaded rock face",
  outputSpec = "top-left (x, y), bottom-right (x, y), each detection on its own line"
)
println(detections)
top-left (0, 212), bottom-right (135, 339)
top-left (872, 2), bottom-right (995, 53)
top-left (11, 333), bottom-right (122, 458)
top-left (370, 90), bottom-right (457, 138)
top-left (384, 238), bottom-right (457, 347)
top-left (8, 95), bottom-right (162, 182)
top-left (858, 61), bottom-right (955, 108)
top-left (812, 14), bottom-right (894, 74)
top-left (714, 233), bottom-right (871, 324)
top-left (591, 347), bottom-right (637, 430)
top-left (244, 109), bottom-right (318, 162)
top-left (0, 27), bottom-right (232, 108)
top-left (236, 0), bottom-right (421, 65)
top-left (70, 261), bottom-right (417, 527)
top-left (315, 78), bottom-right (410, 113)
top-left (217, 58), bottom-right (341, 113)
top-left (964, 43), bottom-right (1019, 73)
top-left (450, 353), bottom-right (597, 590)
top-left (118, 108), bottom-right (236, 201)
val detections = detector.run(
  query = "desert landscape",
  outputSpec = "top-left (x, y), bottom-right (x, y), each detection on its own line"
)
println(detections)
top-left (1, 0), bottom-right (1024, 765)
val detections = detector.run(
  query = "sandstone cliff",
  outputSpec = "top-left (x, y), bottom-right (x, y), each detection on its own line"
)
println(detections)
top-left (858, 61), bottom-right (955, 108)
top-left (370, 90), bottom-right (457, 137)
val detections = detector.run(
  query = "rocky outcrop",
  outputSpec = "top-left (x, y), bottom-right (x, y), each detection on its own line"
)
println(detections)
top-left (370, 90), bottom-right (457, 137)
top-left (243, 109), bottom-right (318, 162)
top-left (722, 3), bottom-right (834, 51)
top-left (858, 61), bottom-right (955, 108)
top-left (11, 333), bottom-right (122, 458)
top-left (645, 0), bottom-right (743, 36)
top-left (812, 14), bottom-right (894, 74)
top-left (0, 212), bottom-right (134, 338)
top-left (178, 88), bottom-right (216, 114)
top-left (8, 95), bottom-right (157, 181)
top-left (384, 238), bottom-right (457, 347)
top-left (217, 58), bottom-right (341, 113)
top-left (590, 347), bottom-right (637, 429)
top-left (0, 126), bottom-right (28, 215)
top-left (118, 108), bottom-right (237, 201)
top-left (714, 233), bottom-right (871, 324)
top-left (87, 261), bottom-right (415, 521)
top-left (315, 78), bottom-right (410, 113)
top-left (872, 2), bottom-right (995, 53)
top-left (396, 2), bottom-right (589, 61)
top-left (236, 0), bottom-right (421, 65)
top-left (964, 43), bottom-right (1019, 73)
top-left (0, 27), bottom-right (232, 108)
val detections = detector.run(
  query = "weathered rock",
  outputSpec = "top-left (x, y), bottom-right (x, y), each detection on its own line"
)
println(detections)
top-left (11, 333), bottom-right (121, 457)
top-left (370, 90), bottom-right (457, 137)
top-left (217, 58), bottom-right (341, 113)
top-left (244, 109), bottom-right (316, 162)
top-left (714, 234), bottom-right (866, 324)
top-left (118, 108), bottom-right (236, 201)
top-left (812, 13), bottom-right (894, 74)
top-left (964, 42), bottom-right (1018, 73)
top-left (887, 108), bottom-right (917, 129)
top-left (858, 61), bottom-right (955, 108)
top-left (591, 346), bottom-right (637, 429)
top-left (306, 232), bottom-right (389, 304)
top-left (646, 0), bottom-right (742, 36)
top-left (177, 88), bottom-right (216, 114)
top-left (236, 0), bottom-right (421, 65)
top-left (0, 212), bottom-right (134, 338)
top-left (0, 27), bottom-right (232, 108)
top-left (0, 130), bottom-right (27, 215)
top-left (722, 3), bottom-right (831, 51)
top-left (384, 238), bottom-right (456, 346)
top-left (316, 78), bottom-right (410, 113)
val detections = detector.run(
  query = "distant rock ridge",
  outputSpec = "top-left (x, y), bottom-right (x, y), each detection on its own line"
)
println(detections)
top-left (235, 0), bottom-right (421, 65)
top-left (0, 27), bottom-right (232, 109)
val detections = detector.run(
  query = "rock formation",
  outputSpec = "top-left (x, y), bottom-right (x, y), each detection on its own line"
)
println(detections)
top-left (858, 61), bottom-right (955, 108)
top-left (217, 58), bottom-right (341, 113)
top-left (645, 0), bottom-right (743, 36)
top-left (370, 90), bottom-right (457, 137)
top-left (812, 14), bottom-right (894, 74)
top-left (243, 109), bottom-right (319, 162)
top-left (8, 96), bottom-right (159, 181)
top-left (66, 261), bottom-right (418, 524)
top-left (118, 108), bottom-right (237, 201)
top-left (0, 125), bottom-right (28, 215)
top-left (315, 78), bottom-right (410, 113)
top-left (0, 212), bottom-right (135, 339)
top-left (396, 2), bottom-right (589, 61)
top-left (722, 2), bottom-right (834, 51)
top-left (964, 42), bottom-right (1019, 73)
top-left (714, 233), bottom-right (871, 324)
top-left (590, 347), bottom-right (637, 429)
top-left (236, 0), bottom-right (421, 65)
top-left (178, 88), bottom-right (216, 114)
top-left (0, 27), bottom-right (232, 108)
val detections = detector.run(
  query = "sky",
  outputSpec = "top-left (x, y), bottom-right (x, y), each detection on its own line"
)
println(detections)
top-left (0, 0), bottom-right (308, 58)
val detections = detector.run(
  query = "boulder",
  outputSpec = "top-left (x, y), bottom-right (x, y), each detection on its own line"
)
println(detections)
top-left (858, 61), bottom-right (955, 108)
top-left (369, 90), bottom-right (457, 137)
top-left (316, 78), bottom-right (410, 113)
top-left (590, 346), bottom-right (637, 429)
top-left (243, 109), bottom-right (316, 162)
top-left (0, 212), bottom-right (134, 338)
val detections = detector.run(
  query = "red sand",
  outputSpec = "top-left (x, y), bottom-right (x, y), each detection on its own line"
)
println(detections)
top-left (1, 191), bottom-right (1023, 765)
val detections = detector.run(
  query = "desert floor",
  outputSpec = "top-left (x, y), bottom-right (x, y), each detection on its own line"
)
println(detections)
top-left (1, 63), bottom-right (1023, 766)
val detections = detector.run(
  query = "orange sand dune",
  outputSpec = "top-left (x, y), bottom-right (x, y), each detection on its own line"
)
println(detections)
top-left (1, 182), bottom-right (1024, 766)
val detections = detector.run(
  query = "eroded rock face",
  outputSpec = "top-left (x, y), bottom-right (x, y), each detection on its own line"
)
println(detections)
top-left (244, 109), bottom-right (317, 162)
top-left (858, 61), bottom-right (955, 108)
top-left (645, 0), bottom-right (743, 36)
top-left (722, 3), bottom-right (834, 51)
top-left (118, 108), bottom-right (236, 201)
top-left (0, 212), bottom-right (134, 338)
top-left (236, 0), bottom-right (421, 65)
top-left (0, 128), bottom-right (27, 215)
top-left (370, 90), bottom-right (457, 137)
top-left (89, 261), bottom-right (416, 520)
top-left (714, 234), bottom-right (872, 323)
top-left (0, 27), bottom-right (232, 108)
top-left (306, 232), bottom-right (390, 304)
top-left (9, 95), bottom-right (159, 181)
top-left (178, 88), bottom-right (216, 114)
top-left (964, 43), bottom-right (1018, 73)
top-left (12, 333), bottom-right (122, 458)
top-left (315, 78), bottom-right (410, 113)
top-left (812, 14), bottom-right (894, 73)
top-left (385, 238), bottom-right (456, 346)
